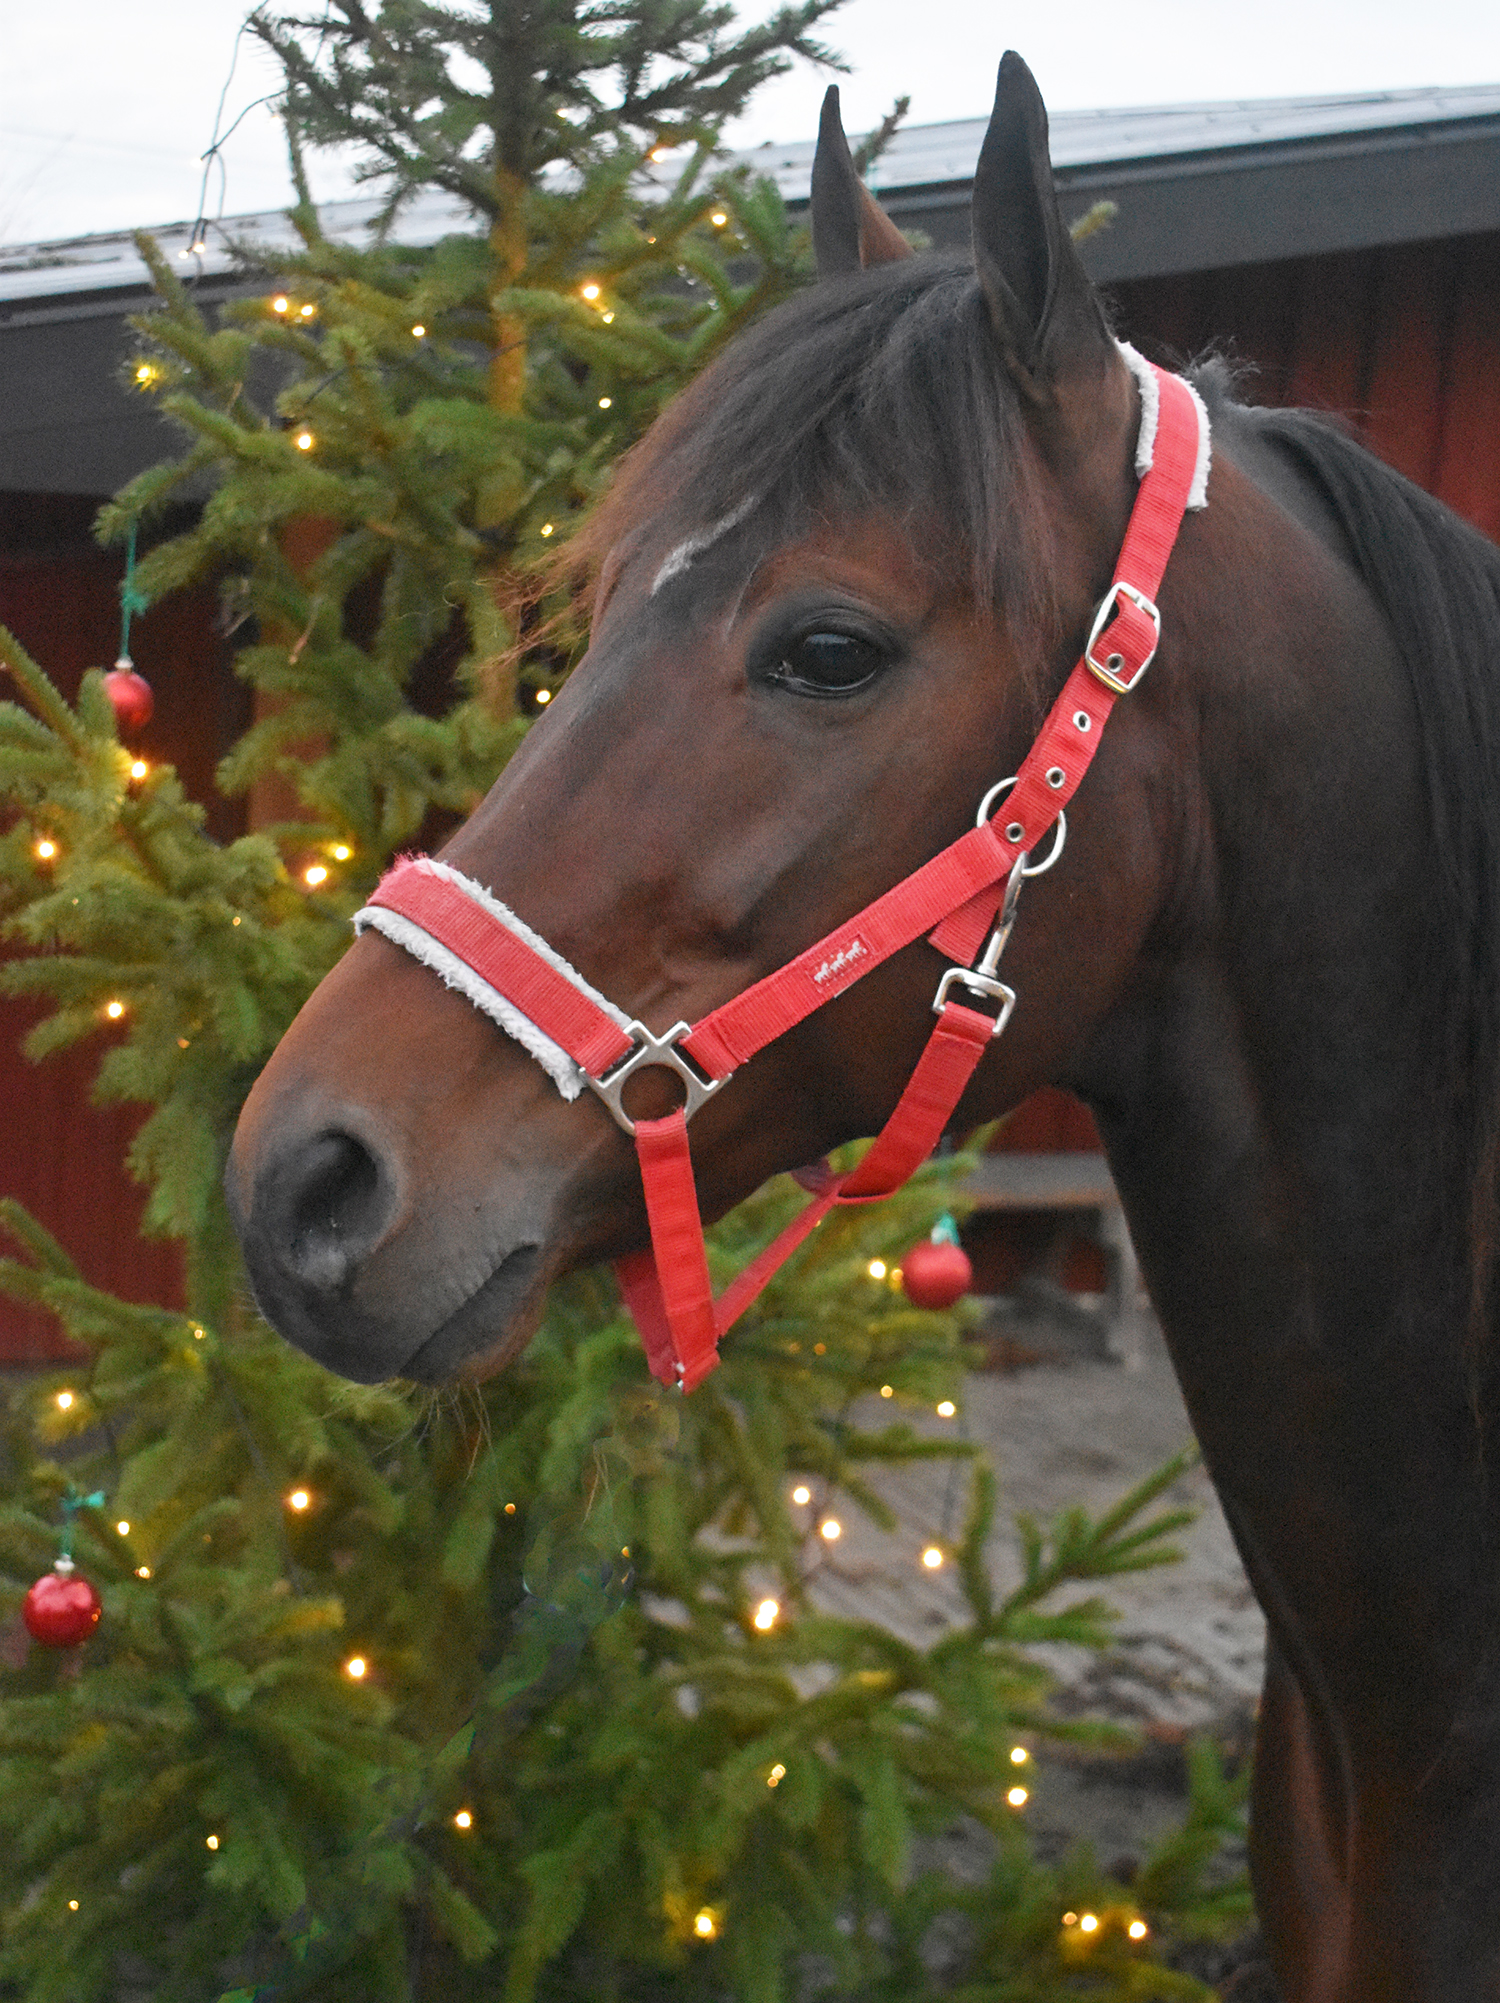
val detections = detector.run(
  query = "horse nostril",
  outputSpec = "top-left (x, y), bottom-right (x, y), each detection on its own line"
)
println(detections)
top-left (278, 1131), bottom-right (392, 1294)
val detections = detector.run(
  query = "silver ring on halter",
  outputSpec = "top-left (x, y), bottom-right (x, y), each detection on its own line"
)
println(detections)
top-left (975, 776), bottom-right (1067, 877)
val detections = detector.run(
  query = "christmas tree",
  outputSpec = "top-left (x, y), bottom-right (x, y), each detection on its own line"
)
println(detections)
top-left (0, 6), bottom-right (1245, 1996)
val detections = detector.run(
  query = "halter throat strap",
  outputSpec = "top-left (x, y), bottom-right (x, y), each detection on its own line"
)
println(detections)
top-left (357, 357), bottom-right (1208, 1389)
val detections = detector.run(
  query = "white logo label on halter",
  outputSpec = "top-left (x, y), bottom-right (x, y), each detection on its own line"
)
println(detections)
top-left (812, 938), bottom-right (868, 986)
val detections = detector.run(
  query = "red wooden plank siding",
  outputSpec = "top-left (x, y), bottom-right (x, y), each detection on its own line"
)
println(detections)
top-left (0, 499), bottom-right (242, 1358)
top-left (5, 232), bottom-right (1500, 1345)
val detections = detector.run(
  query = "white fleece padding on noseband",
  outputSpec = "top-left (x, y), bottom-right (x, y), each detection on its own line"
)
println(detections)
top-left (1118, 341), bottom-right (1211, 510)
top-left (354, 858), bottom-right (634, 1103)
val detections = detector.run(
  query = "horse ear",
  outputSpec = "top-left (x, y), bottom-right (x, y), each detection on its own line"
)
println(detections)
top-left (972, 53), bottom-right (1111, 400)
top-left (811, 86), bottom-right (913, 278)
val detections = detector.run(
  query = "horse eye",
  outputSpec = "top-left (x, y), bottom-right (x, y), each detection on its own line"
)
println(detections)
top-left (773, 631), bottom-right (885, 696)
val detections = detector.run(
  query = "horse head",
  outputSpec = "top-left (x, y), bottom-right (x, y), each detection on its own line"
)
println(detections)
top-left (228, 53), bottom-right (1179, 1387)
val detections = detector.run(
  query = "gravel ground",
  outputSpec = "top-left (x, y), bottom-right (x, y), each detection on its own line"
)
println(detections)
top-left (804, 1302), bottom-right (1277, 1996)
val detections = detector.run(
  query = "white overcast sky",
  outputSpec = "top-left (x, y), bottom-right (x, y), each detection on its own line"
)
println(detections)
top-left (3, 0), bottom-right (1498, 249)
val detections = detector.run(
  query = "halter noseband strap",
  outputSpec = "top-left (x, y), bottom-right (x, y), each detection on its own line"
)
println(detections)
top-left (357, 356), bottom-right (1209, 1390)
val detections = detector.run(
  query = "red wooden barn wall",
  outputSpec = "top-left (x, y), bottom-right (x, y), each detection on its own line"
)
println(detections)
top-left (0, 496), bottom-right (245, 1358)
top-left (2, 227), bottom-right (1499, 1351)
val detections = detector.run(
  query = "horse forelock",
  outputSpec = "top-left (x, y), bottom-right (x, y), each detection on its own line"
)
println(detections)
top-left (569, 255), bottom-right (1057, 664)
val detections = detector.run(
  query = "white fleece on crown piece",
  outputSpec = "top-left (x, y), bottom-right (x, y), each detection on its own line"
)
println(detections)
top-left (354, 857), bottom-right (635, 1102)
top-left (1117, 340), bottom-right (1211, 510)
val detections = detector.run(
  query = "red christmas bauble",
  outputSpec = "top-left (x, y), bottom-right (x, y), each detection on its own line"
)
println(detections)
top-left (103, 666), bottom-right (154, 732)
top-left (23, 1568), bottom-right (102, 1648)
top-left (900, 1239), bottom-right (973, 1310)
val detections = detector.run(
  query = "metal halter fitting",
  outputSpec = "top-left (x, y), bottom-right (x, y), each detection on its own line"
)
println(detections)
top-left (355, 360), bottom-right (1209, 1390)
top-left (588, 1020), bottom-right (730, 1138)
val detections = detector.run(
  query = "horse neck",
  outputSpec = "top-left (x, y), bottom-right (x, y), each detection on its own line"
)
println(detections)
top-left (1073, 442), bottom-right (1499, 1736)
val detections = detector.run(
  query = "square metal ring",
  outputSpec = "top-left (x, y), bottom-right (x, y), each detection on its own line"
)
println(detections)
top-left (587, 1021), bottom-right (730, 1136)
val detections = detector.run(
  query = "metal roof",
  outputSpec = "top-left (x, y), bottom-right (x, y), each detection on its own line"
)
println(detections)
top-left (4, 83), bottom-right (1499, 313)
top-left (752, 82), bottom-right (1500, 196)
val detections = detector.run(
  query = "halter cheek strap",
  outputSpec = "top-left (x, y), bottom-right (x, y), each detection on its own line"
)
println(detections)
top-left (356, 356), bottom-right (1209, 1391)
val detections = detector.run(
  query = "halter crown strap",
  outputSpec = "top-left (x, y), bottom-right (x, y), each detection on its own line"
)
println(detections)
top-left (356, 359), bottom-right (1208, 1390)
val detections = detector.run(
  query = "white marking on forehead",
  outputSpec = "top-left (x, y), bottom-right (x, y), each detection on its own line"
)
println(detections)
top-left (651, 493), bottom-right (759, 596)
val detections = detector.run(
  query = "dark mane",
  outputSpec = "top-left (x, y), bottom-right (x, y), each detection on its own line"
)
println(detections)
top-left (575, 254), bottom-right (1052, 642)
top-left (1213, 379), bottom-right (1500, 1332)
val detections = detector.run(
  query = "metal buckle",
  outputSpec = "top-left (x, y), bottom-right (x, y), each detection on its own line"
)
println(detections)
top-left (1085, 581), bottom-right (1161, 694)
top-left (587, 1021), bottom-right (730, 1137)
top-left (932, 963), bottom-right (1017, 1037)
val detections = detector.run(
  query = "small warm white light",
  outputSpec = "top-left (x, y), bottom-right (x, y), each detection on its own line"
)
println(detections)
top-left (866, 1258), bottom-right (887, 1280)
top-left (34, 838), bottom-right (57, 861)
top-left (116, 1520), bottom-right (130, 1537)
top-left (535, 688), bottom-right (552, 705)
top-left (710, 211), bottom-right (728, 227)
top-left (205, 1833), bottom-right (220, 1850)
top-left (1010, 1745), bottom-right (1029, 1765)
top-left (453, 1808), bottom-right (474, 1830)
top-left (331, 844), bottom-right (352, 861)
top-left (649, 147), bottom-right (669, 163)
top-left (303, 863), bottom-right (329, 887)
top-left (602, 310), bottom-right (615, 323)
top-left (345, 1655), bottom-right (368, 1680)
top-left (580, 282), bottom-right (601, 301)
top-left (819, 1519), bottom-right (841, 1542)
top-left (880, 1385), bottom-right (894, 1399)
top-left (1079, 1913), bottom-right (1099, 1934)
top-left (271, 295), bottom-right (289, 313)
top-left (766, 1762), bottom-right (785, 1787)
top-left (540, 522), bottom-right (555, 537)
top-left (936, 1401), bottom-right (956, 1419)
top-left (1006, 1785), bottom-right (1028, 1807)
top-left (791, 1485), bottom-right (811, 1506)
top-left (294, 430), bottom-right (315, 451)
top-left (752, 1598), bottom-right (778, 1631)
top-left (192, 1325), bottom-right (206, 1340)
top-left (1062, 1911), bottom-right (1078, 1927)
top-left (68, 1899), bottom-right (79, 1911)
top-left (55, 1391), bottom-right (75, 1411)
top-left (130, 759), bottom-right (149, 780)
top-left (298, 303), bottom-right (315, 318)
top-left (105, 999), bottom-right (125, 1020)
top-left (921, 1546), bottom-right (943, 1570)
top-left (410, 323), bottom-right (426, 338)
top-left (136, 1565), bottom-right (151, 1578)
top-left (287, 1489), bottom-right (311, 1512)
top-left (1127, 1919), bottom-right (1148, 1940)
top-left (135, 362), bottom-right (158, 385)
top-left (692, 1909), bottom-right (716, 1938)
top-left (598, 396), bottom-right (612, 408)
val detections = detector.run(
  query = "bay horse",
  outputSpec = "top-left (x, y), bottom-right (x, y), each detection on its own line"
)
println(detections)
top-left (227, 51), bottom-right (1500, 2002)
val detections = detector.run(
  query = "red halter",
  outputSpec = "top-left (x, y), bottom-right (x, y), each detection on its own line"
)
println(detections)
top-left (357, 359), bottom-right (1208, 1390)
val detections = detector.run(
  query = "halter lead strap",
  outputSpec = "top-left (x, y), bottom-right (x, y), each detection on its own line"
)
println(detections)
top-left (358, 359), bottom-right (1208, 1390)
